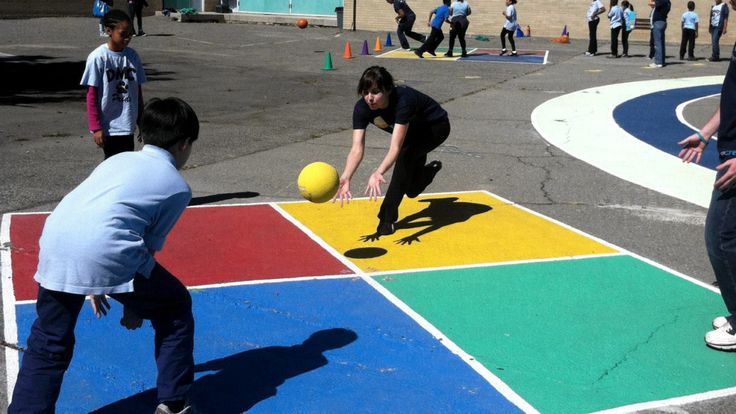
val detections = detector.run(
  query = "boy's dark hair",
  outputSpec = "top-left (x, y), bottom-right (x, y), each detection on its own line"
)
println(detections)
top-left (687, 1), bottom-right (695, 10)
top-left (621, 0), bottom-right (629, 7)
top-left (443, 0), bottom-right (451, 5)
top-left (357, 66), bottom-right (395, 95)
top-left (510, 0), bottom-right (517, 4)
top-left (139, 97), bottom-right (199, 149)
top-left (102, 9), bottom-right (132, 30)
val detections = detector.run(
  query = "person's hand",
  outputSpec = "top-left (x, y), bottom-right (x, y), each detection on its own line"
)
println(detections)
top-left (715, 158), bottom-right (736, 190)
top-left (89, 295), bottom-right (110, 319)
top-left (120, 306), bottom-right (143, 330)
top-left (93, 130), bottom-right (104, 148)
top-left (677, 134), bottom-right (706, 164)
top-left (427, 21), bottom-right (431, 27)
top-left (332, 177), bottom-right (352, 207)
top-left (365, 171), bottom-right (386, 201)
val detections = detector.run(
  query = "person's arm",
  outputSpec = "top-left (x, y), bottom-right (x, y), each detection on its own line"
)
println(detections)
top-left (86, 86), bottom-right (104, 148)
top-left (466, 5), bottom-right (471, 16)
top-left (427, 9), bottom-right (435, 26)
top-left (723, 7), bottom-right (729, 34)
top-left (678, 105), bottom-right (720, 165)
top-left (334, 129), bottom-right (366, 206)
top-left (696, 21), bottom-right (699, 37)
top-left (365, 124), bottom-right (408, 201)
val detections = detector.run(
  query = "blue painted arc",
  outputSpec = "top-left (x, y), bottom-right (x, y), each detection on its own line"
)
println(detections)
top-left (612, 84), bottom-right (722, 169)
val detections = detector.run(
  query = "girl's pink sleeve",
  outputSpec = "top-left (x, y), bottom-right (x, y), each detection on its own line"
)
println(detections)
top-left (86, 86), bottom-right (102, 132)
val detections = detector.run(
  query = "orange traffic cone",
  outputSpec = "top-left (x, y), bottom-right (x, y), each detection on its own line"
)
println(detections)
top-left (343, 41), bottom-right (353, 59)
top-left (374, 36), bottom-right (383, 53)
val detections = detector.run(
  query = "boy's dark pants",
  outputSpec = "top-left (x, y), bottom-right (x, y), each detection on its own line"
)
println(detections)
top-left (378, 120), bottom-right (450, 226)
top-left (417, 27), bottom-right (444, 54)
top-left (396, 14), bottom-right (425, 49)
top-left (680, 28), bottom-right (696, 58)
top-left (9, 263), bottom-right (194, 414)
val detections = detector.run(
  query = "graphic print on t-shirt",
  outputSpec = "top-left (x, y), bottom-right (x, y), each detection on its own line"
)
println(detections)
top-left (373, 116), bottom-right (390, 130)
top-left (106, 66), bottom-right (137, 103)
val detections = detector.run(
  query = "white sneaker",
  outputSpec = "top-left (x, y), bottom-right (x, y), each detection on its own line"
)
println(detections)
top-left (584, 51), bottom-right (594, 56)
top-left (713, 316), bottom-right (729, 329)
top-left (648, 63), bottom-right (663, 68)
top-left (705, 322), bottom-right (736, 351)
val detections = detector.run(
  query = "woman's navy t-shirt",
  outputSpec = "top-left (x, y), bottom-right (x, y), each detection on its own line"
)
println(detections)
top-left (352, 86), bottom-right (448, 134)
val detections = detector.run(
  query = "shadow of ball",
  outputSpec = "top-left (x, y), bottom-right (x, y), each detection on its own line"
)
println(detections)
top-left (344, 247), bottom-right (387, 259)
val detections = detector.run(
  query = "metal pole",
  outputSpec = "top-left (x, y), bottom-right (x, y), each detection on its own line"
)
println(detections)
top-left (352, 0), bottom-right (356, 31)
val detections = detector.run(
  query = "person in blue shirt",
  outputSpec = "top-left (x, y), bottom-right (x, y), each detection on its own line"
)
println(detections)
top-left (446, 0), bottom-right (472, 57)
top-left (9, 98), bottom-right (200, 414)
top-left (621, 1), bottom-right (636, 57)
top-left (334, 66), bottom-right (450, 237)
top-left (415, 0), bottom-right (451, 58)
top-left (608, 0), bottom-right (625, 58)
top-left (680, 1), bottom-right (699, 60)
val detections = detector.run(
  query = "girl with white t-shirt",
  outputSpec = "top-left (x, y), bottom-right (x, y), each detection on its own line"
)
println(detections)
top-left (81, 10), bottom-right (147, 159)
top-left (500, 0), bottom-right (518, 56)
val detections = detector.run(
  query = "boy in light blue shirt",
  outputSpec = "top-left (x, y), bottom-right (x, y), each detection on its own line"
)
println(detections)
top-left (681, 1), bottom-right (699, 60)
top-left (9, 98), bottom-right (200, 414)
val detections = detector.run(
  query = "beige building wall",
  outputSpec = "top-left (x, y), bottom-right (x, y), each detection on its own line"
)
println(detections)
top-left (344, 0), bottom-right (735, 45)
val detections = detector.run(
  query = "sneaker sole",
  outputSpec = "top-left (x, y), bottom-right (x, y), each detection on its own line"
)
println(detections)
top-left (705, 341), bottom-right (736, 351)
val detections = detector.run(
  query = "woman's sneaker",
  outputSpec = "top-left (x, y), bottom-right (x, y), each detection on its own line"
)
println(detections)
top-left (499, 49), bottom-right (508, 56)
top-left (705, 321), bottom-right (736, 351)
top-left (376, 221), bottom-right (395, 236)
top-left (713, 316), bottom-right (729, 329)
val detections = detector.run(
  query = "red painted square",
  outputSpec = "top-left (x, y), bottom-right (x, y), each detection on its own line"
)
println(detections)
top-left (7, 205), bottom-right (353, 301)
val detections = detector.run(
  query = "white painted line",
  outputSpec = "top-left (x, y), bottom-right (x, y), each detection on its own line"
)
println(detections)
top-left (531, 76), bottom-right (723, 208)
top-left (590, 386), bottom-right (736, 414)
top-left (675, 93), bottom-right (720, 140)
top-left (1, 214), bottom-right (20, 404)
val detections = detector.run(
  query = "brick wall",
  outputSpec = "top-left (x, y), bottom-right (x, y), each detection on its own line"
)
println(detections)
top-left (1, 0), bottom-right (730, 45)
top-left (0, 0), bottom-right (164, 18)
top-left (344, 0), bottom-right (733, 45)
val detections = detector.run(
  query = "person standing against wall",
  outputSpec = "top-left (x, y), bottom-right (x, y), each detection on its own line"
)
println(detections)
top-left (386, 0), bottom-right (427, 51)
top-left (680, 1), bottom-right (699, 61)
top-left (648, 0), bottom-right (671, 67)
top-left (586, 0), bottom-right (607, 56)
top-left (608, 0), bottom-right (625, 58)
top-left (709, 0), bottom-right (729, 61)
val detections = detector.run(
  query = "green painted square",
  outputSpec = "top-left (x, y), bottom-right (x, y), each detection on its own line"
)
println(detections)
top-left (375, 255), bottom-right (736, 413)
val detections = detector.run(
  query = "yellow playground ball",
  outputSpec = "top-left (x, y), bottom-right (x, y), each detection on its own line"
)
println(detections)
top-left (298, 162), bottom-right (339, 203)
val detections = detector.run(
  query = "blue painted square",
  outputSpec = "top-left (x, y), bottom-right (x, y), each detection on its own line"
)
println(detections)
top-left (15, 278), bottom-right (523, 413)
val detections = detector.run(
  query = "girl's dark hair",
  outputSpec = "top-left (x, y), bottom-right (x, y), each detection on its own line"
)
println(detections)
top-left (621, 0), bottom-right (629, 7)
top-left (357, 66), bottom-right (395, 95)
top-left (139, 97), bottom-right (199, 149)
top-left (687, 0), bottom-right (695, 9)
top-left (102, 9), bottom-right (132, 30)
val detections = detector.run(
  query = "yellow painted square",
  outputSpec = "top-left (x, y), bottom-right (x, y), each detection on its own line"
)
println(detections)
top-left (377, 49), bottom-right (459, 61)
top-left (278, 191), bottom-right (618, 273)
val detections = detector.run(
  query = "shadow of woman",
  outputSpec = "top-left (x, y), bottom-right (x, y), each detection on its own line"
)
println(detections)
top-left (393, 197), bottom-right (492, 245)
top-left (90, 328), bottom-right (358, 414)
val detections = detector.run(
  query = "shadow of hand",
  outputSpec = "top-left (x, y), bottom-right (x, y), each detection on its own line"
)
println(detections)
top-left (395, 235), bottom-right (420, 245)
top-left (359, 233), bottom-right (381, 242)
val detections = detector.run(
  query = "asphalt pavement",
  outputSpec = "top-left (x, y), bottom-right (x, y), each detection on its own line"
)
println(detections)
top-left (0, 15), bottom-right (733, 413)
